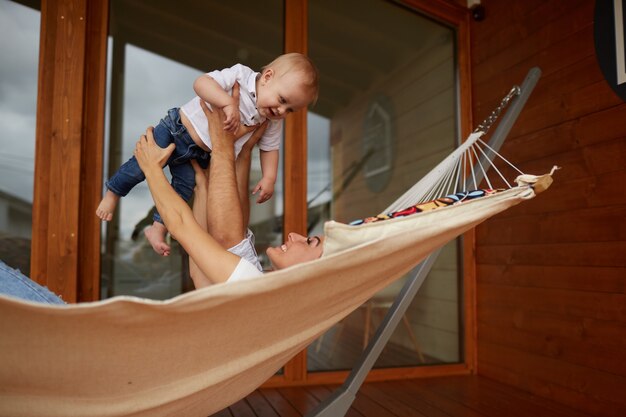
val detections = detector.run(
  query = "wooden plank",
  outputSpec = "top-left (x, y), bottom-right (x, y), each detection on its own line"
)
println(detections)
top-left (210, 408), bottom-right (233, 417)
top-left (244, 390), bottom-right (281, 417)
top-left (478, 361), bottom-right (625, 417)
top-left (477, 318), bottom-right (626, 376)
top-left (471, 0), bottom-right (591, 65)
top-left (575, 103), bottom-right (626, 146)
top-left (46, 0), bottom-right (87, 301)
top-left (33, 0), bottom-right (107, 303)
top-left (477, 241), bottom-right (626, 268)
top-left (491, 102), bottom-right (626, 166)
top-left (478, 304), bottom-right (588, 341)
top-left (282, 0), bottom-right (309, 384)
top-left (478, 304), bottom-right (626, 351)
top-left (476, 205), bottom-right (626, 245)
top-left (31, 0), bottom-right (57, 286)
top-left (474, 10), bottom-right (601, 96)
top-left (78, 0), bottom-right (108, 301)
top-left (475, 171), bottom-right (626, 217)
top-left (473, 3), bottom-right (595, 86)
top-left (477, 264), bottom-right (626, 294)
top-left (390, 377), bottom-right (485, 417)
top-left (302, 385), bottom-right (364, 417)
top-left (367, 380), bottom-right (455, 417)
top-left (228, 399), bottom-right (256, 417)
top-left (474, 53), bottom-right (604, 121)
top-left (470, 0), bottom-right (626, 413)
top-left (276, 386), bottom-right (321, 416)
top-left (257, 388), bottom-right (301, 417)
top-left (423, 378), bottom-right (526, 417)
top-left (400, 0), bottom-right (467, 25)
top-left (581, 318), bottom-right (626, 349)
top-left (470, 0), bottom-right (550, 47)
top-left (472, 377), bottom-right (591, 417)
top-left (241, 377), bottom-right (591, 417)
top-left (478, 342), bottom-right (626, 409)
top-left (513, 80), bottom-right (623, 138)
top-left (477, 283), bottom-right (626, 322)
top-left (351, 385), bottom-right (399, 417)
top-left (31, 0), bottom-right (89, 302)
top-left (264, 363), bottom-right (471, 387)
top-left (424, 375), bottom-right (578, 417)
top-left (481, 143), bottom-right (625, 193)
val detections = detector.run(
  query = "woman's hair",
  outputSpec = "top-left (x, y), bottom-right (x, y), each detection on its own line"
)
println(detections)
top-left (262, 53), bottom-right (320, 104)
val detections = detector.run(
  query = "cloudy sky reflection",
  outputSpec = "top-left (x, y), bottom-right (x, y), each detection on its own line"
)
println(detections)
top-left (0, 0), bottom-right (39, 203)
top-left (0, 0), bottom-right (331, 240)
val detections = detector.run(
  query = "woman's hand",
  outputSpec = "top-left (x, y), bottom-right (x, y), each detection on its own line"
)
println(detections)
top-left (134, 127), bottom-right (175, 175)
top-left (201, 82), bottom-right (256, 151)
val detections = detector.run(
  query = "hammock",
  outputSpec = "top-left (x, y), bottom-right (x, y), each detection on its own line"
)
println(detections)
top-left (0, 70), bottom-right (550, 417)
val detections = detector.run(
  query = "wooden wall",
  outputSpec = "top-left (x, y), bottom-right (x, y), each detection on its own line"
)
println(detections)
top-left (470, 1), bottom-right (626, 416)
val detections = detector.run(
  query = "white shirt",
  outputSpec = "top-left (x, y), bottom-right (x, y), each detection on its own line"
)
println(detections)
top-left (180, 63), bottom-right (283, 156)
top-left (227, 258), bottom-right (264, 283)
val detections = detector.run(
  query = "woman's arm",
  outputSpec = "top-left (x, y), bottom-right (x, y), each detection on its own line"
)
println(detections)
top-left (236, 121), bottom-right (268, 226)
top-left (188, 160), bottom-right (211, 286)
top-left (134, 128), bottom-right (240, 286)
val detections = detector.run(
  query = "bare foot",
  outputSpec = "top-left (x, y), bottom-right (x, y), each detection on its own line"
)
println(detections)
top-left (96, 191), bottom-right (120, 221)
top-left (144, 222), bottom-right (171, 256)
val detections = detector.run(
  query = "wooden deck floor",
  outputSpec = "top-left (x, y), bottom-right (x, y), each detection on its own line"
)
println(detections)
top-left (210, 375), bottom-right (591, 417)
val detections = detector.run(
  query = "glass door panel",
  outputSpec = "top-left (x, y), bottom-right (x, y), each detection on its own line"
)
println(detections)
top-left (102, 0), bottom-right (283, 299)
top-left (307, 0), bottom-right (461, 371)
top-left (0, 0), bottom-right (40, 274)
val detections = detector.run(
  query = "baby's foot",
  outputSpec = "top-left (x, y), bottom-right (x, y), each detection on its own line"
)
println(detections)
top-left (96, 191), bottom-right (120, 221)
top-left (144, 222), bottom-right (171, 257)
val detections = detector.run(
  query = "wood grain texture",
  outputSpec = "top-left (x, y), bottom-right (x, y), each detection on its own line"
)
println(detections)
top-left (472, 3), bottom-right (626, 415)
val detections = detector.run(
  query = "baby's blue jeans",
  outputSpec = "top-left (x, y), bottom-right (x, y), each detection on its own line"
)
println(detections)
top-left (105, 108), bottom-right (210, 223)
top-left (0, 261), bottom-right (65, 304)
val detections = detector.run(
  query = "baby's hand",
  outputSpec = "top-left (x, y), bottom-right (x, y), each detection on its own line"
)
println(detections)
top-left (222, 103), bottom-right (240, 133)
top-left (252, 177), bottom-right (275, 204)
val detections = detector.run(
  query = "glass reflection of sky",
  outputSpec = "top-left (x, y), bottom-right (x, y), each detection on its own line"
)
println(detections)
top-left (0, 0), bottom-right (330, 234)
top-left (0, 0), bottom-right (40, 203)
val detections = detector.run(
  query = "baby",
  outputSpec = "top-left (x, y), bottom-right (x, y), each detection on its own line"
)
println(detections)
top-left (96, 53), bottom-right (319, 256)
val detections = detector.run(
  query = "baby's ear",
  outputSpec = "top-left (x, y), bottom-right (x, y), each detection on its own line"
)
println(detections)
top-left (261, 68), bottom-right (274, 84)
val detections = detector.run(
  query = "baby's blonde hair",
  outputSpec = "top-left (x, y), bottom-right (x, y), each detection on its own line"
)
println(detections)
top-left (262, 53), bottom-right (320, 105)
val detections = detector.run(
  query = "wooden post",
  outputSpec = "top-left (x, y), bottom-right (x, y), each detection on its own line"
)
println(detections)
top-left (78, 0), bottom-right (109, 302)
top-left (32, 0), bottom-right (108, 302)
top-left (283, 0), bottom-right (309, 382)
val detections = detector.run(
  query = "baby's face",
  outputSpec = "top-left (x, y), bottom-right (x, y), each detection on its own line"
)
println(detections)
top-left (256, 70), bottom-right (313, 120)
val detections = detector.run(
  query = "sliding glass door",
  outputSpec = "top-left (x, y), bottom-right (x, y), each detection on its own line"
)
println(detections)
top-left (306, 0), bottom-right (462, 372)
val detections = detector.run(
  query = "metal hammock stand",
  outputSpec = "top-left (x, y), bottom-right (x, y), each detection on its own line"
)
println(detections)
top-left (306, 66), bottom-right (542, 417)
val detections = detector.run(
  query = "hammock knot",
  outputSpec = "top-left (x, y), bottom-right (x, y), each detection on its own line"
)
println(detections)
top-left (514, 165), bottom-right (560, 194)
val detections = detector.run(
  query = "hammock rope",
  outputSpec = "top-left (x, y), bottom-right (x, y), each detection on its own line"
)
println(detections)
top-left (384, 81), bottom-right (526, 215)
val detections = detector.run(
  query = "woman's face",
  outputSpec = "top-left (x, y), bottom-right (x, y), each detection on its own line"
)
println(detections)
top-left (266, 232), bottom-right (324, 270)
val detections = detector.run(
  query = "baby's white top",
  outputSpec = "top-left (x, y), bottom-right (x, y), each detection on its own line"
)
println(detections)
top-left (180, 63), bottom-right (282, 156)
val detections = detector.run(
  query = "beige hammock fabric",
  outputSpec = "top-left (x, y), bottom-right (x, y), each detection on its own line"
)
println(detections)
top-left (0, 174), bottom-right (552, 417)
